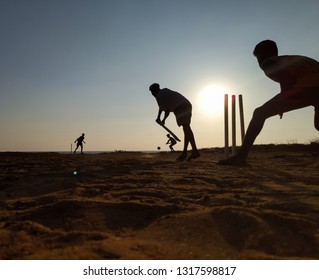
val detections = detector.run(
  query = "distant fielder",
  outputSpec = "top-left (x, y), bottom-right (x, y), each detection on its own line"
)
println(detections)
top-left (149, 83), bottom-right (200, 161)
top-left (219, 40), bottom-right (319, 165)
top-left (74, 133), bottom-right (85, 154)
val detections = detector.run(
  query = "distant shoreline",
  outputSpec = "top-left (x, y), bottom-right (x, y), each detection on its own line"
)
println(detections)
top-left (0, 150), bottom-right (160, 154)
top-left (1, 143), bottom-right (319, 155)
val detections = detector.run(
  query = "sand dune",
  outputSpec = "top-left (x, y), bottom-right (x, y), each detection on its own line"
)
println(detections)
top-left (0, 147), bottom-right (318, 259)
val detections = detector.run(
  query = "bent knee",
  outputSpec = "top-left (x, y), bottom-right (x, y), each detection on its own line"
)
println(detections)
top-left (252, 106), bottom-right (268, 120)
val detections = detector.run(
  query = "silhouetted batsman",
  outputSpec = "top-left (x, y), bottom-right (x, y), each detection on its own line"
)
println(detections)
top-left (149, 83), bottom-right (200, 161)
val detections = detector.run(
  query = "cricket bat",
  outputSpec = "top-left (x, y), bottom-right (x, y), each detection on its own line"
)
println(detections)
top-left (160, 124), bottom-right (181, 142)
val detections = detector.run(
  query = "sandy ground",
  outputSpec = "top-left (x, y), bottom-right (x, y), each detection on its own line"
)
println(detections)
top-left (0, 146), bottom-right (319, 259)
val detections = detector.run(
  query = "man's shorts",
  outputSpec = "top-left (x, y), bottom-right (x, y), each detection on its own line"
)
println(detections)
top-left (174, 102), bottom-right (192, 127)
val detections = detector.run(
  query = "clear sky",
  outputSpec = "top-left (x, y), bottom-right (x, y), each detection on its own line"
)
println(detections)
top-left (1, 0), bottom-right (319, 152)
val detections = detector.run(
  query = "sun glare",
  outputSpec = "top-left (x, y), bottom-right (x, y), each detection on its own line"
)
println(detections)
top-left (198, 85), bottom-right (228, 116)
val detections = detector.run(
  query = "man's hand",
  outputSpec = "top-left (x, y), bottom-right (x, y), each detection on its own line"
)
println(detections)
top-left (156, 118), bottom-right (164, 125)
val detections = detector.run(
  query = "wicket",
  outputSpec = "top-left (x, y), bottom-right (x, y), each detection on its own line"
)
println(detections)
top-left (224, 94), bottom-right (245, 157)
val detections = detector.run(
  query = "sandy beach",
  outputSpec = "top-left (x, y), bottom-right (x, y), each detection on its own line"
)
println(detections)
top-left (0, 146), bottom-right (319, 260)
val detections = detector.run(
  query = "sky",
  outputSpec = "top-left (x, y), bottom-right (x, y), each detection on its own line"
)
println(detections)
top-left (1, 0), bottom-right (319, 152)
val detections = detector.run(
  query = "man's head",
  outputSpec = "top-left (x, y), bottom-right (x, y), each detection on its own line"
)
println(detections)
top-left (253, 40), bottom-right (278, 65)
top-left (149, 83), bottom-right (160, 97)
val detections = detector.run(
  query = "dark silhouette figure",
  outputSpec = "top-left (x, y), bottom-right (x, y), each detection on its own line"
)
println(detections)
top-left (219, 40), bottom-right (319, 165)
top-left (166, 134), bottom-right (177, 151)
top-left (149, 83), bottom-right (200, 161)
top-left (74, 133), bottom-right (85, 154)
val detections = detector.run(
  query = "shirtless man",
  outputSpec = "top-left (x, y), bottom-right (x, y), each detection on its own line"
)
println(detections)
top-left (219, 40), bottom-right (319, 165)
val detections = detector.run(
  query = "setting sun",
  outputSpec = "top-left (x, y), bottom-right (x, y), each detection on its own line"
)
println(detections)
top-left (198, 85), bottom-right (228, 116)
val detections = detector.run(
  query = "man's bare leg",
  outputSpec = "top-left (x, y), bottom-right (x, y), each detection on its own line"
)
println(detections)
top-left (176, 125), bottom-right (200, 161)
top-left (218, 90), bottom-right (312, 166)
top-left (218, 106), bottom-right (267, 165)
